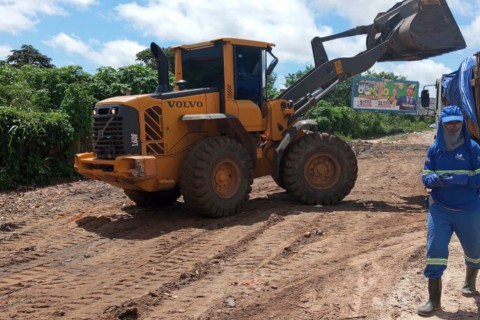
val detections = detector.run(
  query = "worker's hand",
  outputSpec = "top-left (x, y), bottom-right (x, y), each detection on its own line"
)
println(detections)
top-left (424, 173), bottom-right (444, 188)
top-left (440, 173), bottom-right (469, 186)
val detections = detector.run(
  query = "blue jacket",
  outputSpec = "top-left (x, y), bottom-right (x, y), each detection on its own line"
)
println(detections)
top-left (422, 106), bottom-right (480, 210)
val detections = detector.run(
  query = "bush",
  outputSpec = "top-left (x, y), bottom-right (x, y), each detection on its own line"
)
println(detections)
top-left (307, 103), bottom-right (433, 139)
top-left (0, 107), bottom-right (74, 190)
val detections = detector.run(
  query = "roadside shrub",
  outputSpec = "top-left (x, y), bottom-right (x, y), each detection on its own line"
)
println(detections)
top-left (308, 103), bottom-right (433, 139)
top-left (0, 107), bottom-right (74, 190)
top-left (61, 84), bottom-right (96, 153)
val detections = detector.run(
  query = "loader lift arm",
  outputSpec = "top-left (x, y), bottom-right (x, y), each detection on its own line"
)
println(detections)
top-left (278, 0), bottom-right (466, 125)
top-left (279, 24), bottom-right (397, 125)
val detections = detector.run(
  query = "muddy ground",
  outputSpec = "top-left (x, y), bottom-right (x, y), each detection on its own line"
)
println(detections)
top-left (1, 130), bottom-right (479, 320)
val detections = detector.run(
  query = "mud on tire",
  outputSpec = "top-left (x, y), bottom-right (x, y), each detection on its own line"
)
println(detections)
top-left (280, 132), bottom-right (357, 205)
top-left (124, 186), bottom-right (181, 207)
top-left (179, 136), bottom-right (254, 218)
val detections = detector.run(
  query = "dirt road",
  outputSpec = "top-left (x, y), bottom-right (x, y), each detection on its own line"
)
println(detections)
top-left (1, 130), bottom-right (479, 320)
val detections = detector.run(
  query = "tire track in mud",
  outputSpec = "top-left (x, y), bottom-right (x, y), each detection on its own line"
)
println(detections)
top-left (0, 204), bottom-right (113, 271)
top-left (0, 199), bottom-right (288, 319)
top-left (0, 203), bottom-right (130, 318)
top-left (271, 214), bottom-right (426, 320)
top-left (101, 210), bottom-right (292, 319)
top-left (190, 211), bottom-right (427, 320)
top-left (99, 187), bottom-right (427, 320)
top-left (119, 210), bottom-right (334, 319)
top-left (0, 132), bottom-right (439, 320)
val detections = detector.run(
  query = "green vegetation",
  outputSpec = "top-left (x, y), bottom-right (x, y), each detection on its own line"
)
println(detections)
top-left (0, 44), bottom-right (433, 190)
top-left (307, 101), bottom-right (432, 140)
top-left (0, 45), bottom-right (158, 190)
top-left (286, 68), bottom-right (433, 139)
top-left (0, 108), bottom-right (74, 189)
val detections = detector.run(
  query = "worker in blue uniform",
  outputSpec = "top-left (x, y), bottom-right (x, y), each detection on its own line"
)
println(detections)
top-left (419, 105), bottom-right (480, 316)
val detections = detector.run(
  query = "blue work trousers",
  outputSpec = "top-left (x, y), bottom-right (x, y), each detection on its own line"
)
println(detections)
top-left (424, 202), bottom-right (480, 279)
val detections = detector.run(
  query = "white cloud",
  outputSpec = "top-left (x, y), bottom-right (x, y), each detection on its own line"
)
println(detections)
top-left (311, 0), bottom-right (400, 26)
top-left (0, 44), bottom-right (12, 59)
top-left (95, 40), bottom-right (147, 68)
top-left (44, 32), bottom-right (146, 68)
top-left (65, 0), bottom-right (97, 9)
top-left (462, 15), bottom-right (480, 48)
top-left (446, 0), bottom-right (479, 18)
top-left (114, 0), bottom-right (450, 70)
top-left (0, 0), bottom-right (97, 35)
top-left (115, 0), bottom-right (329, 67)
top-left (322, 36), bottom-right (366, 61)
top-left (44, 33), bottom-right (90, 54)
top-left (4, 0), bottom-right (471, 81)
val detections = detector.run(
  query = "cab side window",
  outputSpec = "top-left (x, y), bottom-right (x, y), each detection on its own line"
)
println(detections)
top-left (234, 46), bottom-right (263, 107)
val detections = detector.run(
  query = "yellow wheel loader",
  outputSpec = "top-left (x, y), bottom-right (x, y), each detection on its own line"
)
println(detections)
top-left (75, 0), bottom-right (465, 217)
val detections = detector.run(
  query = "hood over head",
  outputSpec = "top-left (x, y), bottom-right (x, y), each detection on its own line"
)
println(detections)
top-left (436, 105), bottom-right (471, 151)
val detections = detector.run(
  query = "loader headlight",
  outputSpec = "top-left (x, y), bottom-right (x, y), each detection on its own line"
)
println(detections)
top-left (126, 159), bottom-right (145, 177)
top-left (134, 159), bottom-right (145, 177)
top-left (111, 107), bottom-right (118, 115)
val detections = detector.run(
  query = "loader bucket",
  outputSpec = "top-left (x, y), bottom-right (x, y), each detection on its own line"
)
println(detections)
top-left (366, 0), bottom-right (466, 62)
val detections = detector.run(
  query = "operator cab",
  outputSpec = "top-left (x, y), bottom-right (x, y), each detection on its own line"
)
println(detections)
top-left (170, 38), bottom-right (278, 114)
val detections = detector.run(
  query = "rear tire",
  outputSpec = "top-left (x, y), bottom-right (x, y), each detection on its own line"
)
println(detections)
top-left (179, 136), bottom-right (253, 217)
top-left (280, 132), bottom-right (357, 205)
top-left (124, 187), bottom-right (181, 207)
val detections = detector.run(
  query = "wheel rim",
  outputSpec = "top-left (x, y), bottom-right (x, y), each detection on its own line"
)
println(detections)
top-left (212, 159), bottom-right (241, 198)
top-left (304, 152), bottom-right (341, 189)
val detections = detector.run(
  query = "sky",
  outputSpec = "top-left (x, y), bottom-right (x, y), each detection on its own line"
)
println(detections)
top-left (1, 0), bottom-right (480, 93)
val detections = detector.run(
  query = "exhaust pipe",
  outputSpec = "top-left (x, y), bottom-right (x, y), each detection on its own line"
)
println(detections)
top-left (366, 0), bottom-right (466, 61)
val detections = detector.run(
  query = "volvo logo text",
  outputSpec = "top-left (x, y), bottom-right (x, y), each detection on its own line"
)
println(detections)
top-left (167, 101), bottom-right (203, 108)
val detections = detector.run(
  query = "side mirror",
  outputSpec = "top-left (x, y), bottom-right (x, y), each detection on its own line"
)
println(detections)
top-left (421, 89), bottom-right (430, 108)
top-left (266, 57), bottom-right (278, 76)
top-left (266, 48), bottom-right (278, 76)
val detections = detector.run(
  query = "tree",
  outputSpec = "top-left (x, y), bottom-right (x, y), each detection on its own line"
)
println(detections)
top-left (267, 73), bottom-right (280, 99)
top-left (44, 65), bottom-right (92, 110)
top-left (136, 46), bottom-right (175, 72)
top-left (322, 71), bottom-right (404, 107)
top-left (6, 45), bottom-right (55, 69)
top-left (322, 79), bottom-right (353, 107)
top-left (284, 65), bottom-right (313, 88)
top-left (285, 66), bottom-right (405, 108)
top-left (116, 64), bottom-right (157, 94)
top-left (136, 48), bottom-right (156, 70)
top-left (61, 84), bottom-right (96, 153)
top-left (364, 70), bottom-right (406, 81)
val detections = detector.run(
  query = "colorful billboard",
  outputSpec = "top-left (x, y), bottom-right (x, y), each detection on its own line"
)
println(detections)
top-left (351, 77), bottom-right (419, 114)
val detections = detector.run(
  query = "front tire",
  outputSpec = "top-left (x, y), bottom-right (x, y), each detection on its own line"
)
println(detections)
top-left (179, 136), bottom-right (253, 217)
top-left (280, 132), bottom-right (357, 205)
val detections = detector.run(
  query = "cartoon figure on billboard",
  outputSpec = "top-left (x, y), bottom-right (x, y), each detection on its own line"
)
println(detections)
top-left (376, 81), bottom-right (387, 99)
top-left (388, 88), bottom-right (397, 106)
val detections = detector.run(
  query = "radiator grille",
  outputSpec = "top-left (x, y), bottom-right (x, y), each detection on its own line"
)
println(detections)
top-left (93, 115), bottom-right (125, 159)
top-left (92, 115), bottom-right (124, 159)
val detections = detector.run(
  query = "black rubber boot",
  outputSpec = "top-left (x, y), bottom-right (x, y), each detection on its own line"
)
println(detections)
top-left (418, 278), bottom-right (442, 317)
top-left (461, 266), bottom-right (478, 297)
